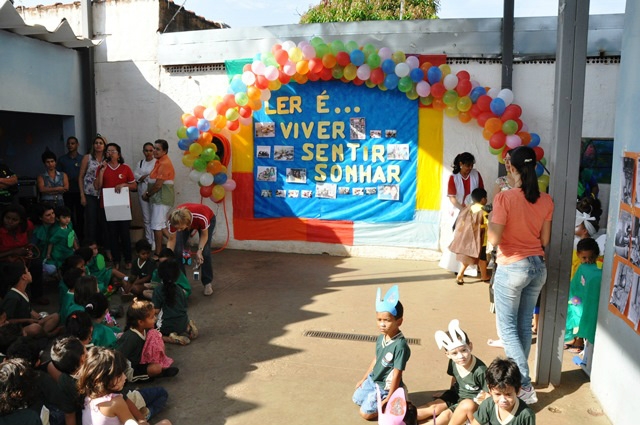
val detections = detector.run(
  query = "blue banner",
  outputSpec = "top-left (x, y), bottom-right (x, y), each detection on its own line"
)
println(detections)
top-left (252, 80), bottom-right (418, 223)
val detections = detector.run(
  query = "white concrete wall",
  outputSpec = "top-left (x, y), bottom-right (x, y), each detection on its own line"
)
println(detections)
top-left (590, 1), bottom-right (640, 424)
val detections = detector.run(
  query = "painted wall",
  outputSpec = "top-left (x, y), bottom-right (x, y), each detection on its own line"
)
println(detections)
top-left (590, 1), bottom-right (640, 424)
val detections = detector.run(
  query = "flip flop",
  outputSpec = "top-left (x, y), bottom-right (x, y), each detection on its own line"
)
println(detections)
top-left (487, 339), bottom-right (504, 348)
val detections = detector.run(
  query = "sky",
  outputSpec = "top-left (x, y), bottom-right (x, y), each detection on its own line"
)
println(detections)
top-left (13, 0), bottom-right (626, 28)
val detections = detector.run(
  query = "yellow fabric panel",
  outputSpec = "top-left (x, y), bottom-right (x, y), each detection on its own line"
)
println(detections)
top-left (416, 108), bottom-right (444, 211)
top-left (231, 124), bottom-right (254, 173)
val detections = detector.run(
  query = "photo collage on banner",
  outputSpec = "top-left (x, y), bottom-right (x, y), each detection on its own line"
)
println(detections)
top-left (610, 152), bottom-right (640, 334)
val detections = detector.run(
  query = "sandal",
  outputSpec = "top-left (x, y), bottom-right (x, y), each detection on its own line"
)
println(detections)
top-left (167, 332), bottom-right (190, 346)
top-left (568, 345), bottom-right (584, 353)
top-left (188, 320), bottom-right (199, 339)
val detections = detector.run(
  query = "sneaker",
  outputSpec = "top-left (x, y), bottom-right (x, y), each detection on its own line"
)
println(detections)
top-left (203, 283), bottom-right (213, 296)
top-left (161, 367), bottom-right (179, 378)
top-left (518, 385), bottom-right (538, 405)
top-left (168, 332), bottom-right (190, 345)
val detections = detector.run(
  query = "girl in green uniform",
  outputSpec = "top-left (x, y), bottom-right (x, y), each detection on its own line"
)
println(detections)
top-left (86, 292), bottom-right (121, 348)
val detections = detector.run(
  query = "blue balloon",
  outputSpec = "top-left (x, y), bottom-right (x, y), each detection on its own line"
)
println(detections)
top-left (177, 139), bottom-right (192, 151)
top-left (230, 75), bottom-right (247, 93)
top-left (214, 173), bottom-right (228, 184)
top-left (529, 133), bottom-right (541, 148)
top-left (536, 163), bottom-right (544, 177)
top-left (409, 68), bottom-right (424, 83)
top-left (469, 86), bottom-right (487, 103)
top-left (427, 66), bottom-right (442, 85)
top-left (490, 98), bottom-right (506, 116)
top-left (350, 49), bottom-right (365, 66)
top-left (186, 126), bottom-right (200, 141)
top-left (197, 119), bottom-right (210, 132)
top-left (384, 74), bottom-right (399, 90)
top-left (381, 59), bottom-right (396, 75)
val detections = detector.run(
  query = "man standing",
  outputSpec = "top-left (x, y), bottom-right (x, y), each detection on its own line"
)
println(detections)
top-left (0, 158), bottom-right (18, 207)
top-left (57, 136), bottom-right (84, 238)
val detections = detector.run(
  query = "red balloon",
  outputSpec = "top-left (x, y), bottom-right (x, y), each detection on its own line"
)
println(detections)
top-left (533, 147), bottom-right (544, 161)
top-left (320, 67), bottom-right (333, 81)
top-left (307, 72), bottom-right (320, 82)
top-left (215, 102), bottom-right (228, 116)
top-left (243, 64), bottom-right (252, 73)
top-left (274, 49), bottom-right (289, 66)
top-left (430, 82), bottom-right (446, 98)
top-left (238, 106), bottom-right (252, 118)
top-left (336, 51), bottom-right (351, 67)
top-left (489, 131), bottom-right (507, 149)
top-left (200, 185), bottom-right (213, 198)
top-left (477, 112), bottom-right (495, 127)
top-left (370, 68), bottom-right (384, 85)
top-left (193, 105), bottom-right (205, 119)
top-left (514, 118), bottom-right (523, 132)
top-left (309, 58), bottom-right (324, 74)
top-left (456, 70), bottom-right (470, 80)
top-left (271, 43), bottom-right (282, 54)
top-left (469, 104), bottom-right (481, 118)
top-left (255, 75), bottom-right (269, 90)
top-left (505, 104), bottom-right (522, 117)
top-left (477, 95), bottom-right (492, 112)
top-left (278, 70), bottom-right (290, 85)
top-left (223, 94), bottom-right (237, 108)
top-left (353, 77), bottom-right (364, 86)
top-left (455, 79), bottom-right (472, 97)
top-left (227, 120), bottom-right (240, 131)
top-left (184, 115), bottom-right (198, 128)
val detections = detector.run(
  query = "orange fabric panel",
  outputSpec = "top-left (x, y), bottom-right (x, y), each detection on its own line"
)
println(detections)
top-left (233, 217), bottom-right (307, 241)
top-left (306, 219), bottom-right (354, 245)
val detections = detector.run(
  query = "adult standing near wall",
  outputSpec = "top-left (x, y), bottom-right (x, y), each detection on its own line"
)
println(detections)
top-left (79, 135), bottom-right (108, 250)
top-left (134, 142), bottom-right (157, 250)
top-left (57, 136), bottom-right (84, 239)
top-left (142, 139), bottom-right (175, 258)
top-left (37, 150), bottom-right (68, 208)
top-left (488, 146), bottom-right (554, 405)
top-left (439, 152), bottom-right (485, 275)
top-left (0, 158), bottom-right (18, 207)
top-left (166, 203), bottom-right (215, 296)
top-left (95, 143), bottom-right (137, 270)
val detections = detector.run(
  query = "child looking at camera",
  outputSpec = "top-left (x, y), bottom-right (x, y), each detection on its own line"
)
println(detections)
top-left (80, 240), bottom-right (128, 293)
top-left (125, 239), bottom-right (157, 298)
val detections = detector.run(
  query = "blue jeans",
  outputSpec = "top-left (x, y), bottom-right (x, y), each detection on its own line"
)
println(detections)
top-left (493, 256), bottom-right (547, 387)
top-left (352, 374), bottom-right (388, 415)
top-left (139, 386), bottom-right (169, 419)
top-left (175, 216), bottom-right (215, 286)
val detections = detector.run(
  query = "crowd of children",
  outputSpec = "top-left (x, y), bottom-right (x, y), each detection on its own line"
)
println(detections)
top-left (0, 201), bottom-right (200, 424)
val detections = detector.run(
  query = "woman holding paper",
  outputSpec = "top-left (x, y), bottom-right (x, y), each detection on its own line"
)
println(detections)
top-left (95, 143), bottom-right (137, 270)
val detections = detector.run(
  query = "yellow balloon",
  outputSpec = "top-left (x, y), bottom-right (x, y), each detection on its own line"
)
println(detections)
top-left (182, 154), bottom-right (197, 167)
top-left (288, 47), bottom-right (303, 62)
top-left (212, 185), bottom-right (226, 200)
top-left (445, 106), bottom-right (459, 117)
top-left (439, 64), bottom-right (451, 76)
top-left (189, 143), bottom-right (203, 156)
top-left (269, 79), bottom-right (282, 91)
top-left (344, 63), bottom-right (357, 81)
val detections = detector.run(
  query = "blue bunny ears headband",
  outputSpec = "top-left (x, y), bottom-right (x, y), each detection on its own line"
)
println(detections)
top-left (375, 285), bottom-right (400, 316)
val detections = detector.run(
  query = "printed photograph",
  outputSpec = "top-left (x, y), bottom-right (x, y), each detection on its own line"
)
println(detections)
top-left (256, 145), bottom-right (271, 159)
top-left (301, 190), bottom-right (313, 198)
top-left (257, 166), bottom-right (277, 182)
top-left (611, 261), bottom-right (633, 314)
top-left (387, 144), bottom-right (410, 161)
top-left (615, 210), bottom-right (633, 259)
top-left (621, 156), bottom-right (634, 205)
top-left (288, 190), bottom-right (299, 198)
top-left (350, 117), bottom-right (366, 140)
top-left (315, 183), bottom-right (337, 199)
top-left (365, 187), bottom-right (377, 195)
top-left (385, 129), bottom-right (397, 138)
top-left (338, 187), bottom-right (351, 195)
top-left (632, 216), bottom-right (640, 268)
top-left (378, 184), bottom-right (400, 201)
top-left (275, 190), bottom-right (286, 198)
top-left (628, 273), bottom-right (640, 329)
top-left (255, 122), bottom-right (275, 138)
top-left (370, 130), bottom-right (382, 139)
top-left (274, 145), bottom-right (294, 161)
top-left (353, 188), bottom-right (365, 196)
top-left (260, 189), bottom-right (272, 198)
top-left (286, 168), bottom-right (307, 184)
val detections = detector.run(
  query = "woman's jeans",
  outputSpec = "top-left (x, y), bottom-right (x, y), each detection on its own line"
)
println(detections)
top-left (493, 255), bottom-right (547, 387)
top-left (174, 216), bottom-right (215, 286)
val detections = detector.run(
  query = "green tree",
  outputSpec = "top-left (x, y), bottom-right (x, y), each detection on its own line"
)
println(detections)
top-left (300, 0), bottom-right (439, 24)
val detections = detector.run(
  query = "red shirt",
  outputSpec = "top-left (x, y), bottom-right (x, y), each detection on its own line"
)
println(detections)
top-left (168, 203), bottom-right (214, 233)
top-left (0, 220), bottom-right (35, 253)
top-left (447, 173), bottom-right (485, 198)
top-left (97, 163), bottom-right (135, 207)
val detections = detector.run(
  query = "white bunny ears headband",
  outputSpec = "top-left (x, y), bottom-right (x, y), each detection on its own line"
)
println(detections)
top-left (434, 319), bottom-right (468, 351)
top-left (575, 210), bottom-right (596, 236)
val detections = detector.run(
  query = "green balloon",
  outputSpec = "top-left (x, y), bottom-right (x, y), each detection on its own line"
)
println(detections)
top-left (193, 158), bottom-right (207, 172)
top-left (315, 44), bottom-right (329, 59)
top-left (345, 40), bottom-right (359, 52)
top-left (177, 126), bottom-right (187, 139)
top-left (226, 108), bottom-right (239, 121)
top-left (235, 92), bottom-right (248, 106)
top-left (330, 40), bottom-right (345, 54)
top-left (398, 76), bottom-right (413, 93)
top-left (540, 158), bottom-right (547, 167)
top-left (332, 65), bottom-right (344, 79)
top-left (201, 148), bottom-right (215, 161)
top-left (489, 145), bottom-right (505, 156)
top-left (420, 95), bottom-right (433, 106)
top-left (457, 96), bottom-right (472, 112)
top-left (363, 44), bottom-right (376, 58)
top-left (366, 53), bottom-right (381, 69)
top-left (311, 37), bottom-right (325, 47)
top-left (443, 90), bottom-right (459, 106)
top-left (502, 120), bottom-right (518, 135)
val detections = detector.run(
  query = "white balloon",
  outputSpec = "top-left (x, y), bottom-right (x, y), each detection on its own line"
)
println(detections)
top-left (356, 64), bottom-right (371, 81)
top-left (395, 62), bottom-right (410, 78)
top-left (416, 81), bottom-right (431, 97)
top-left (497, 88), bottom-right (514, 106)
top-left (378, 47), bottom-right (392, 61)
top-left (203, 107), bottom-right (216, 121)
top-left (443, 74), bottom-right (458, 90)
top-left (406, 56), bottom-right (420, 69)
top-left (264, 66), bottom-right (279, 81)
top-left (260, 88), bottom-right (271, 101)
top-left (487, 87), bottom-right (500, 98)
top-left (199, 173), bottom-right (214, 187)
top-left (297, 40), bottom-right (309, 49)
top-left (282, 40), bottom-right (296, 51)
top-left (283, 61), bottom-right (297, 76)
top-left (251, 61), bottom-right (266, 76)
top-left (189, 170), bottom-right (203, 183)
top-left (241, 71), bottom-right (256, 86)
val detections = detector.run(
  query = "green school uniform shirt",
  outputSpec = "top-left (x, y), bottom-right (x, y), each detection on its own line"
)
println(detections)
top-left (151, 269), bottom-right (192, 297)
top-left (48, 224), bottom-right (76, 268)
top-left (0, 408), bottom-right (42, 425)
top-left (152, 285), bottom-right (189, 335)
top-left (92, 321), bottom-right (121, 348)
top-left (575, 263), bottom-right (602, 344)
top-left (116, 329), bottom-right (146, 367)
top-left (474, 397), bottom-right (535, 425)
top-left (59, 289), bottom-right (80, 323)
top-left (1, 288), bottom-right (32, 320)
top-left (56, 372), bottom-right (82, 424)
top-left (33, 224), bottom-right (54, 258)
top-left (88, 254), bottom-right (112, 293)
top-left (447, 356), bottom-right (488, 400)
top-left (371, 332), bottom-right (411, 391)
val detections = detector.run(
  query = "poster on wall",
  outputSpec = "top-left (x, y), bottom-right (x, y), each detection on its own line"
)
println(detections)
top-left (621, 156), bottom-right (634, 205)
top-left (610, 260), bottom-right (633, 314)
top-left (252, 80), bottom-right (418, 223)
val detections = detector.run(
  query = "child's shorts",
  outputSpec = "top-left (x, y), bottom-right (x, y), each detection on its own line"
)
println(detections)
top-left (438, 389), bottom-right (468, 411)
top-left (352, 374), bottom-right (389, 415)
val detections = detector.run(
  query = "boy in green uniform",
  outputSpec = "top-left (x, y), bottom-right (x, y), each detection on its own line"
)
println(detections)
top-left (353, 285), bottom-right (411, 420)
top-left (80, 240), bottom-right (128, 293)
top-left (45, 206), bottom-right (78, 269)
top-left (472, 358), bottom-right (536, 425)
top-left (417, 319), bottom-right (489, 425)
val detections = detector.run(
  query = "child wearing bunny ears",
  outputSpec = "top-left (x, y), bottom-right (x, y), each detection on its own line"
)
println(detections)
top-left (353, 285), bottom-right (411, 420)
top-left (417, 320), bottom-right (489, 425)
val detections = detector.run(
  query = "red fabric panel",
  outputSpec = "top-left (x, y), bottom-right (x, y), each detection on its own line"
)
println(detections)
top-left (231, 172), bottom-right (254, 219)
top-left (418, 54), bottom-right (447, 66)
top-left (233, 217), bottom-right (307, 241)
top-left (306, 219), bottom-right (354, 245)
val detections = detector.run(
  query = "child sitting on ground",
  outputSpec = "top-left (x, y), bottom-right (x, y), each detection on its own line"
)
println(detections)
top-left (472, 358), bottom-right (535, 425)
top-left (353, 285), bottom-right (411, 421)
top-left (80, 240), bottom-right (128, 293)
top-left (417, 319), bottom-right (489, 425)
top-left (86, 292), bottom-right (121, 348)
top-left (59, 267), bottom-right (85, 323)
top-left (65, 311), bottom-right (94, 347)
top-left (153, 257), bottom-right (198, 346)
top-left (116, 299), bottom-right (179, 381)
top-left (48, 336), bottom-right (86, 423)
top-left (0, 357), bottom-right (41, 424)
top-left (45, 206), bottom-right (78, 269)
top-left (0, 262), bottom-right (60, 337)
top-left (564, 238), bottom-right (602, 353)
top-left (449, 188), bottom-right (490, 284)
top-left (150, 248), bottom-right (192, 299)
top-left (126, 239), bottom-right (157, 298)
top-left (62, 275), bottom-right (99, 325)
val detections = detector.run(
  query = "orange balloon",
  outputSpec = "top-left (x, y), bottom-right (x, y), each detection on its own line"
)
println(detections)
top-left (296, 60), bottom-right (309, 75)
top-left (518, 131), bottom-right (532, 145)
top-left (322, 53), bottom-right (337, 69)
top-left (248, 99), bottom-right (262, 111)
top-left (432, 98), bottom-right (446, 110)
top-left (247, 86), bottom-right (261, 101)
top-left (482, 128), bottom-right (494, 140)
top-left (485, 117), bottom-right (502, 134)
top-left (297, 74), bottom-right (309, 84)
top-left (268, 79), bottom-right (282, 91)
top-left (212, 115), bottom-right (227, 129)
top-left (207, 160), bottom-right (223, 175)
top-left (458, 111), bottom-right (472, 123)
top-left (181, 113), bottom-right (193, 125)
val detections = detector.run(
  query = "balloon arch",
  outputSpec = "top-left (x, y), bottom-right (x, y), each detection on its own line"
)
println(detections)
top-left (175, 37), bottom-right (550, 204)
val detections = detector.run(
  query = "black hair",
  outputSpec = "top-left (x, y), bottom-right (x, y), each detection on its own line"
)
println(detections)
top-left (85, 293), bottom-right (109, 321)
top-left (74, 276), bottom-right (98, 307)
top-left (135, 239), bottom-right (152, 253)
top-left (155, 139), bottom-right (169, 153)
top-left (67, 136), bottom-right (79, 144)
top-left (125, 299), bottom-right (155, 330)
top-left (80, 239), bottom-right (98, 248)
top-left (55, 205), bottom-right (72, 219)
top-left (41, 149), bottom-right (57, 163)
top-left (393, 301), bottom-right (404, 319)
top-left (60, 255), bottom-right (85, 276)
top-left (443, 328), bottom-right (471, 348)
top-left (577, 196), bottom-right (602, 234)
top-left (158, 247), bottom-right (175, 259)
top-left (452, 152), bottom-right (475, 174)
top-left (6, 336), bottom-right (47, 367)
top-left (158, 258), bottom-right (180, 308)
top-left (75, 247), bottom-right (94, 264)
top-left (105, 143), bottom-right (124, 164)
top-left (3, 262), bottom-right (28, 289)
top-left (486, 357), bottom-right (522, 391)
top-left (50, 336), bottom-right (85, 374)
top-left (1, 204), bottom-right (29, 233)
top-left (62, 267), bottom-right (84, 291)
top-left (577, 237), bottom-right (600, 258)
top-left (0, 358), bottom-right (38, 415)
top-left (471, 188), bottom-right (487, 203)
top-left (404, 401), bottom-right (418, 425)
top-left (509, 146), bottom-right (540, 204)
top-left (33, 202), bottom-right (56, 225)
top-left (0, 324), bottom-right (23, 353)
top-left (65, 311), bottom-right (93, 343)
top-left (143, 142), bottom-right (154, 150)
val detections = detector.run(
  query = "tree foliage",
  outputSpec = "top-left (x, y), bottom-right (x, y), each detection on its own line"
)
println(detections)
top-left (300, 0), bottom-right (439, 24)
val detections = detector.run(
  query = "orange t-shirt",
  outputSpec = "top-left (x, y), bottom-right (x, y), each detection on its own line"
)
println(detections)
top-left (491, 189), bottom-right (554, 265)
top-left (149, 154), bottom-right (175, 181)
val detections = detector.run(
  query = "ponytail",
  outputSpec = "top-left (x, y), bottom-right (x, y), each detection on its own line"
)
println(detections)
top-left (158, 258), bottom-right (180, 308)
top-left (510, 146), bottom-right (540, 203)
top-left (452, 152), bottom-right (475, 175)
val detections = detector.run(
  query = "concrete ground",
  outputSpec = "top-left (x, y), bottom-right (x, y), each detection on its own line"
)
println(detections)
top-left (121, 250), bottom-right (610, 424)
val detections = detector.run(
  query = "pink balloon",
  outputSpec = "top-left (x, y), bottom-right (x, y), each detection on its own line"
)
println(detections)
top-left (356, 64), bottom-right (371, 81)
top-left (416, 81), bottom-right (431, 97)
top-left (222, 179), bottom-right (236, 191)
top-left (283, 61), bottom-right (297, 76)
top-left (378, 47), bottom-right (392, 61)
top-left (506, 134), bottom-right (522, 149)
top-left (302, 45), bottom-right (316, 60)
